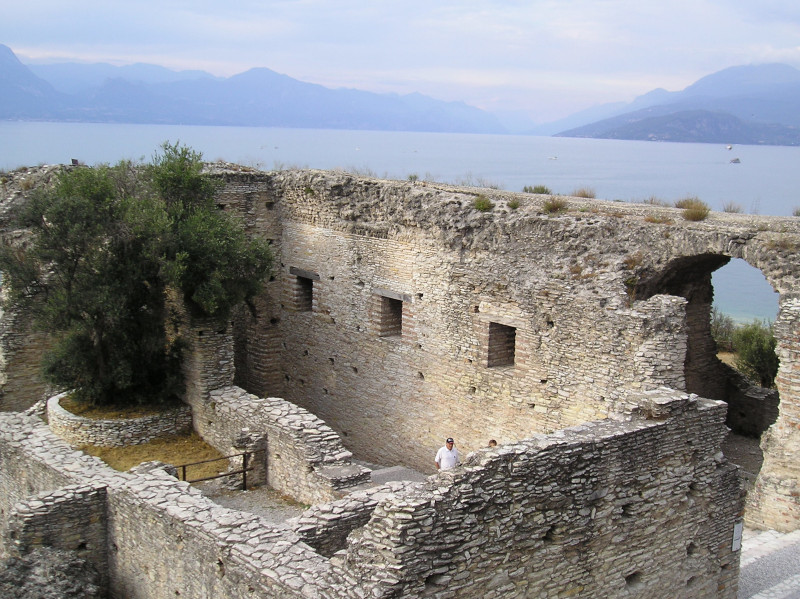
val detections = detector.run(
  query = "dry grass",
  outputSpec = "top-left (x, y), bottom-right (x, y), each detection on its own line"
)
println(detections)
top-left (717, 352), bottom-right (736, 368)
top-left (59, 395), bottom-right (179, 420)
top-left (80, 431), bottom-right (225, 480)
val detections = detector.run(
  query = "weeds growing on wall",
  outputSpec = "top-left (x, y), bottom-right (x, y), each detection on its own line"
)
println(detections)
top-left (543, 197), bottom-right (568, 214)
top-left (571, 187), bottom-right (596, 199)
top-left (473, 194), bottom-right (494, 211)
top-left (523, 185), bottom-right (551, 194)
top-left (676, 197), bottom-right (711, 221)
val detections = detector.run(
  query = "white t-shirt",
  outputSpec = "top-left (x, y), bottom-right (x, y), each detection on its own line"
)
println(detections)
top-left (435, 446), bottom-right (460, 470)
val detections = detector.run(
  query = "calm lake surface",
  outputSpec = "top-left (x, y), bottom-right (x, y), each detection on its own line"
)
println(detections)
top-left (1, 121), bottom-right (792, 322)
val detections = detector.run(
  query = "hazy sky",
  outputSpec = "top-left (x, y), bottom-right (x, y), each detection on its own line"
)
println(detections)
top-left (6, 0), bottom-right (800, 122)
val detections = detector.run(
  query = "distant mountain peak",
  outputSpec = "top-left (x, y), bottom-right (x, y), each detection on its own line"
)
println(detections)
top-left (554, 63), bottom-right (800, 146)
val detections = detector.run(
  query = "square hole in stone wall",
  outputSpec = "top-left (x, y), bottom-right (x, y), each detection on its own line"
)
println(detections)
top-left (295, 275), bottom-right (314, 312)
top-left (378, 296), bottom-right (403, 337)
top-left (488, 322), bottom-right (516, 367)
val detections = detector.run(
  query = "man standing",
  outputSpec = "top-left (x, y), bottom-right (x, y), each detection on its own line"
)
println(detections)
top-left (435, 438), bottom-right (460, 470)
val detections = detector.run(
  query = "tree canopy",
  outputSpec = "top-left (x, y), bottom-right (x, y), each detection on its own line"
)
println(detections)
top-left (0, 143), bottom-right (273, 406)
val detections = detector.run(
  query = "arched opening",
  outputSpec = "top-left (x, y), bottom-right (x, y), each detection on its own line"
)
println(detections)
top-left (634, 254), bottom-right (780, 493)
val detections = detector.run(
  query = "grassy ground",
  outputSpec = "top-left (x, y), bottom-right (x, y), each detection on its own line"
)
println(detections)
top-left (80, 432), bottom-right (225, 480)
top-left (60, 396), bottom-right (225, 480)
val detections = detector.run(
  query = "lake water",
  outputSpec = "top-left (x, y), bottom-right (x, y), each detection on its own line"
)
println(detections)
top-left (1, 121), bottom-right (792, 322)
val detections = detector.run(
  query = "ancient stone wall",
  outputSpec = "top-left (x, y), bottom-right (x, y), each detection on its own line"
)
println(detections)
top-left (0, 388), bottom-right (744, 598)
top-left (46, 393), bottom-right (193, 448)
top-left (746, 296), bottom-right (800, 530)
top-left (188, 384), bottom-right (370, 505)
top-left (336, 390), bottom-right (743, 598)
top-left (0, 311), bottom-right (52, 412)
top-left (218, 170), bottom-right (798, 484)
top-left (4, 483), bottom-right (109, 589)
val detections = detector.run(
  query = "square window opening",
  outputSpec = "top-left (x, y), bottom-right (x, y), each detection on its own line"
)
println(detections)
top-left (488, 322), bottom-right (516, 367)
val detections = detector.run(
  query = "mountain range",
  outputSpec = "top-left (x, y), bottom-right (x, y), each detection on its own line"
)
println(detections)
top-left (3, 43), bottom-right (800, 145)
top-left (0, 44), bottom-right (504, 134)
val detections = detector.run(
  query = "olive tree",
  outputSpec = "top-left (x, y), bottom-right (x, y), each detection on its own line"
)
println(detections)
top-left (0, 143), bottom-right (272, 406)
top-left (732, 320), bottom-right (779, 388)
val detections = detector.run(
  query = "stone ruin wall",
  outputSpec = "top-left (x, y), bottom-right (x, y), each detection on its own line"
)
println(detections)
top-left (211, 168), bottom-right (800, 531)
top-left (1, 387), bottom-right (744, 599)
top-left (0, 164), bottom-right (798, 596)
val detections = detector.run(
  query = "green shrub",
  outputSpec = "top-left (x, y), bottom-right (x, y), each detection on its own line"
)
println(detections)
top-left (676, 197), bottom-right (710, 221)
top-left (523, 185), bottom-right (551, 194)
top-left (543, 197), bottom-right (568, 214)
top-left (474, 194), bottom-right (493, 212)
top-left (508, 199), bottom-right (520, 210)
top-left (407, 173), bottom-right (419, 182)
top-left (793, 207), bottom-right (800, 217)
top-left (732, 320), bottom-right (779, 388)
top-left (572, 187), bottom-right (595, 199)
top-left (722, 201), bottom-right (742, 213)
top-left (0, 142), bottom-right (273, 407)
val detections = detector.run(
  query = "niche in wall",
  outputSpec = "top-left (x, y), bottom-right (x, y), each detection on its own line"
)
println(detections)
top-left (289, 267), bottom-right (320, 312)
top-left (487, 322), bottom-right (516, 367)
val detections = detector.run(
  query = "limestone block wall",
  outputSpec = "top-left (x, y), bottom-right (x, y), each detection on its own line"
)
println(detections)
top-left (235, 174), bottom-right (703, 471)
top-left (46, 393), bottom-right (192, 448)
top-left (0, 310), bottom-right (52, 412)
top-left (0, 412), bottom-right (108, 557)
top-left (187, 385), bottom-right (371, 505)
top-left (216, 169), bottom-right (798, 526)
top-left (0, 411), bottom-right (333, 599)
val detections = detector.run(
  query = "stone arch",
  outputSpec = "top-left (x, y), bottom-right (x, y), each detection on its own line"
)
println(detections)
top-left (633, 248), bottom-right (800, 530)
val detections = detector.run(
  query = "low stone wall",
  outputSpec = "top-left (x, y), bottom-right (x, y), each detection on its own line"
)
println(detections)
top-left (189, 385), bottom-right (371, 505)
top-left (0, 411), bottom-right (334, 599)
top-left (1, 388), bottom-right (744, 598)
top-left (337, 389), bottom-right (744, 598)
top-left (46, 393), bottom-right (193, 448)
top-left (4, 483), bottom-right (109, 590)
top-left (293, 481), bottom-right (419, 557)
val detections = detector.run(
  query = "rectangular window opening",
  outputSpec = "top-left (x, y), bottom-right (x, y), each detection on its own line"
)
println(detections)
top-left (488, 322), bottom-right (516, 367)
top-left (296, 276), bottom-right (314, 312)
top-left (379, 296), bottom-right (403, 337)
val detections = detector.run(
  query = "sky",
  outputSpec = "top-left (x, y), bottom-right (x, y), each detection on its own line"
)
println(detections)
top-left (4, 0), bottom-right (800, 123)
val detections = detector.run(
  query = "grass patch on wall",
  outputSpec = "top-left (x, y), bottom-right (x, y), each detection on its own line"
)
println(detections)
top-left (474, 194), bottom-right (494, 211)
top-left (675, 196), bottom-right (711, 221)
top-left (543, 197), bottom-right (568, 214)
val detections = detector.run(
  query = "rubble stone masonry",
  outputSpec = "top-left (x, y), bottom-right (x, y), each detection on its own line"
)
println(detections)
top-left (2, 165), bottom-right (800, 596)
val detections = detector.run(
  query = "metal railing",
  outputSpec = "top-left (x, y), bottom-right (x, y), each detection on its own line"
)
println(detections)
top-left (175, 449), bottom-right (264, 491)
